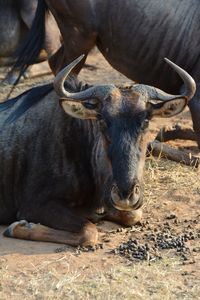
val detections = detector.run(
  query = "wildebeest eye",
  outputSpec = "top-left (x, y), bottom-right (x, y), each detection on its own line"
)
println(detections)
top-left (141, 119), bottom-right (149, 130)
top-left (83, 102), bottom-right (98, 109)
top-left (83, 99), bottom-right (99, 110)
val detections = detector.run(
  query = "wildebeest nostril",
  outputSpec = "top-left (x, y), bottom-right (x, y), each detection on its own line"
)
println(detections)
top-left (133, 184), bottom-right (140, 196)
top-left (111, 183), bottom-right (143, 211)
top-left (130, 184), bottom-right (141, 202)
top-left (112, 183), bottom-right (141, 201)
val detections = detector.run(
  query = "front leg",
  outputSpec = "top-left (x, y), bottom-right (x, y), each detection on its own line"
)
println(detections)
top-left (4, 220), bottom-right (97, 246)
top-left (185, 83), bottom-right (200, 149)
top-left (104, 207), bottom-right (143, 227)
top-left (4, 201), bottom-right (98, 246)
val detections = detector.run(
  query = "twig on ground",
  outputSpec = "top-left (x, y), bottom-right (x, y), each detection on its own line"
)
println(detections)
top-left (148, 140), bottom-right (199, 168)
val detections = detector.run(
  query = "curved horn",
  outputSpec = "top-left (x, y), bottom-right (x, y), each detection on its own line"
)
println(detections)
top-left (53, 55), bottom-right (115, 100)
top-left (137, 58), bottom-right (196, 101)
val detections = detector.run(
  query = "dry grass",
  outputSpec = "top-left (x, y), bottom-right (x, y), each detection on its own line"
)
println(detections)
top-left (1, 256), bottom-right (199, 300)
top-left (144, 155), bottom-right (200, 208)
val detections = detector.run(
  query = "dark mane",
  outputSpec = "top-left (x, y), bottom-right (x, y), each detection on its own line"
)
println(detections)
top-left (0, 76), bottom-right (92, 124)
top-left (0, 83), bottom-right (53, 124)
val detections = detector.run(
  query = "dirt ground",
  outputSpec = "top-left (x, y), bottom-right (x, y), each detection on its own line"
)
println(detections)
top-left (0, 50), bottom-right (199, 300)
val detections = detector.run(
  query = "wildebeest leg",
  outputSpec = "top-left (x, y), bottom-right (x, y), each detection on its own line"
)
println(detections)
top-left (181, 82), bottom-right (200, 149)
top-left (4, 201), bottom-right (98, 246)
top-left (48, 45), bottom-right (66, 75)
top-left (103, 207), bottom-right (143, 226)
top-left (19, 0), bottom-right (61, 63)
top-left (160, 83), bottom-right (200, 150)
top-left (48, 45), bottom-right (88, 75)
top-left (47, 0), bottom-right (97, 75)
top-left (2, 68), bottom-right (31, 85)
top-left (188, 99), bottom-right (200, 149)
top-left (4, 220), bottom-right (97, 246)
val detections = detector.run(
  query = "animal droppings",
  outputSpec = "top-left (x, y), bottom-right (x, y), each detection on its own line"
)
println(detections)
top-left (112, 219), bottom-right (199, 262)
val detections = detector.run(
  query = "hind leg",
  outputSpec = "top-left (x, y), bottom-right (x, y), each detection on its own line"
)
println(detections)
top-left (189, 96), bottom-right (200, 149)
top-left (2, 68), bottom-right (31, 85)
top-left (180, 82), bottom-right (200, 149)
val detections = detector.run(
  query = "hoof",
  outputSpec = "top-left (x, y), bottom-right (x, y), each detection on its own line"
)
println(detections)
top-left (3, 220), bottom-right (33, 237)
top-left (122, 208), bottom-right (143, 226)
top-left (2, 71), bottom-right (29, 85)
top-left (79, 223), bottom-right (98, 246)
top-left (105, 207), bottom-right (143, 227)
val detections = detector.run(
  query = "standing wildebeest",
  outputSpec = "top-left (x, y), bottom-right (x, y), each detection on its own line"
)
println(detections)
top-left (13, 0), bottom-right (200, 148)
top-left (0, 56), bottom-right (196, 246)
top-left (0, 0), bottom-right (60, 82)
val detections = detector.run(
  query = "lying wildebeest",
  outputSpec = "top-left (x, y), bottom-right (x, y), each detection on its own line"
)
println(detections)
top-left (0, 56), bottom-right (196, 246)
top-left (0, 0), bottom-right (60, 82)
top-left (13, 0), bottom-right (200, 148)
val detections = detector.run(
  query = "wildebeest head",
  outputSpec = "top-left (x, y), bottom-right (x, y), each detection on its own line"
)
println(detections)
top-left (54, 55), bottom-right (196, 211)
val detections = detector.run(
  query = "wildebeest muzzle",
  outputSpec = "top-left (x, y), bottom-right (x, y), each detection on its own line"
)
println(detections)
top-left (111, 182), bottom-right (143, 211)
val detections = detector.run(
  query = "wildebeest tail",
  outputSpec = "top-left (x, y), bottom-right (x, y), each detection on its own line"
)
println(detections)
top-left (9, 0), bottom-right (48, 86)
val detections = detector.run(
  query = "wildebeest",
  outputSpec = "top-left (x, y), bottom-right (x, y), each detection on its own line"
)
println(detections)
top-left (13, 0), bottom-right (200, 148)
top-left (0, 56), bottom-right (196, 246)
top-left (0, 0), bottom-right (60, 82)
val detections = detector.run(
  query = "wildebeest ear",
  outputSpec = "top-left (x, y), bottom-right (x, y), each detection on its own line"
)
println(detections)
top-left (149, 97), bottom-right (187, 118)
top-left (60, 99), bottom-right (98, 119)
